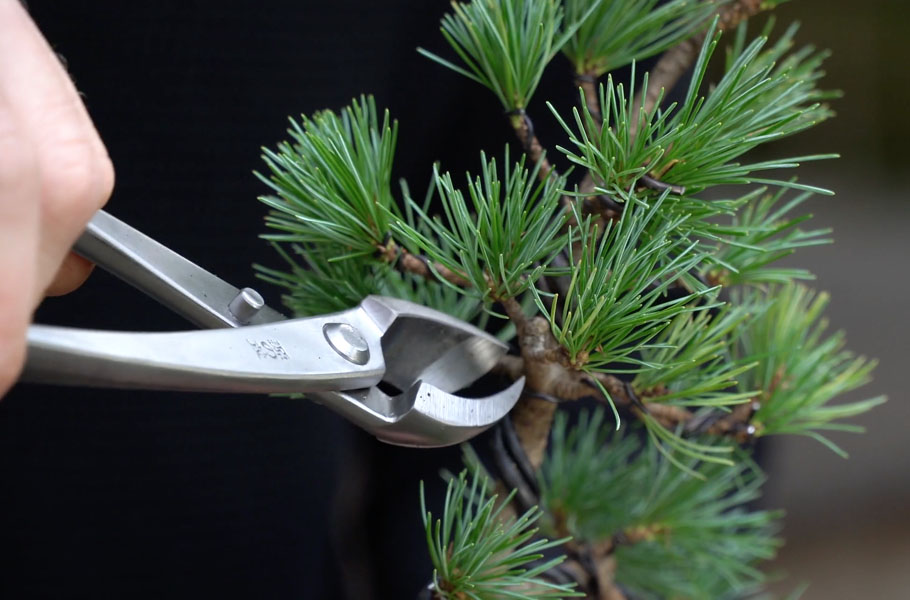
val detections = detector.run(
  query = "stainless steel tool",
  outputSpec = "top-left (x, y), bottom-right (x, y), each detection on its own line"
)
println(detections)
top-left (22, 210), bottom-right (523, 447)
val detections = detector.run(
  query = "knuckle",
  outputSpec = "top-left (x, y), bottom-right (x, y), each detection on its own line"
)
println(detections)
top-left (39, 136), bottom-right (114, 222)
top-left (0, 118), bottom-right (36, 189)
top-left (40, 138), bottom-right (96, 199)
top-left (93, 149), bottom-right (115, 207)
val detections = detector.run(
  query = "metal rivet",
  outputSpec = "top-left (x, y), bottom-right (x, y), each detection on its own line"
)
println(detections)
top-left (323, 323), bottom-right (370, 365)
top-left (229, 287), bottom-right (265, 324)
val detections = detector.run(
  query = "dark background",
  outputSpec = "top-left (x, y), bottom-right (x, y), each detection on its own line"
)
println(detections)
top-left (1, 1), bottom-right (905, 598)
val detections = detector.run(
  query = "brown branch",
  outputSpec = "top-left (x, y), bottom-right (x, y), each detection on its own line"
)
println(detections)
top-left (508, 110), bottom-right (553, 181)
top-left (506, 307), bottom-right (566, 470)
top-left (378, 239), bottom-right (472, 288)
top-left (687, 400), bottom-right (762, 443)
top-left (494, 356), bottom-right (758, 443)
top-left (576, 72), bottom-right (602, 126)
top-left (638, 174), bottom-right (686, 196)
top-left (489, 279), bottom-right (759, 599)
top-left (574, 69), bottom-right (612, 225)
top-left (506, 102), bottom-right (610, 228)
top-left (504, 110), bottom-right (586, 240)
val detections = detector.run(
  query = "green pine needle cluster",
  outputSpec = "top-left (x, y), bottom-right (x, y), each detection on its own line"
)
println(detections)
top-left (257, 95), bottom-right (399, 257)
top-left (563, 0), bottom-right (721, 77)
top-left (533, 196), bottom-right (714, 373)
top-left (540, 410), bottom-right (781, 599)
top-left (391, 149), bottom-right (570, 304)
top-left (650, 22), bottom-right (836, 194)
top-left (419, 0), bottom-right (579, 111)
top-left (705, 187), bottom-right (832, 286)
top-left (254, 242), bottom-right (385, 316)
top-left (632, 304), bottom-right (758, 408)
top-left (422, 471), bottom-right (581, 599)
top-left (627, 304), bottom-right (761, 466)
top-left (554, 18), bottom-right (836, 203)
top-left (732, 284), bottom-right (886, 455)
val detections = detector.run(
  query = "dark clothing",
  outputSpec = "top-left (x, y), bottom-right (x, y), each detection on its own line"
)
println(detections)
top-left (1, 2), bottom-right (526, 597)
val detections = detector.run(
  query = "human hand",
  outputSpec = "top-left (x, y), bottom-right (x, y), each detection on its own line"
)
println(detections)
top-left (0, 1), bottom-right (115, 397)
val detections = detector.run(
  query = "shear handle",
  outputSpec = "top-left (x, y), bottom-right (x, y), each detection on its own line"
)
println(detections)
top-left (76, 210), bottom-right (286, 329)
top-left (23, 306), bottom-right (385, 394)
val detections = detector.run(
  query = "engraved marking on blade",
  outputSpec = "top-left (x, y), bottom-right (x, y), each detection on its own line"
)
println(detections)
top-left (246, 339), bottom-right (290, 360)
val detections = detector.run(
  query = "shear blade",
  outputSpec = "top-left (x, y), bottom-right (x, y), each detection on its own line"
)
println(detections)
top-left (312, 377), bottom-right (524, 448)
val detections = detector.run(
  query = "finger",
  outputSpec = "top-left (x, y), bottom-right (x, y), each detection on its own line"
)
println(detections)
top-left (0, 99), bottom-right (40, 397)
top-left (44, 251), bottom-right (94, 297)
top-left (0, 1), bottom-right (113, 303)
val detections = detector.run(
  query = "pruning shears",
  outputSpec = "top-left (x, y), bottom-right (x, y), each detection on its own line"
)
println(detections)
top-left (21, 210), bottom-right (523, 447)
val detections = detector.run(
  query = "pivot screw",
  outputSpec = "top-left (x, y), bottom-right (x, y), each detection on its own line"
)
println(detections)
top-left (323, 323), bottom-right (370, 365)
top-left (229, 287), bottom-right (265, 324)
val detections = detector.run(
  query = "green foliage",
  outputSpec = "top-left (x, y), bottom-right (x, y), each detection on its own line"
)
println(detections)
top-left (254, 243), bottom-right (381, 316)
top-left (648, 22), bottom-right (836, 193)
top-left (705, 187), bottom-right (832, 286)
top-left (548, 71), bottom-right (751, 241)
top-left (421, 470), bottom-right (581, 599)
top-left (257, 95), bottom-right (399, 260)
top-left (383, 270), bottom-right (487, 324)
top-left (252, 3), bottom-right (884, 597)
top-left (562, 0), bottom-right (720, 76)
top-left (549, 69), bottom-right (673, 196)
top-left (541, 410), bottom-right (651, 541)
top-left (255, 240), bottom-right (486, 322)
top-left (725, 19), bottom-right (838, 131)
top-left (540, 410), bottom-right (781, 599)
top-left (391, 149), bottom-right (570, 304)
top-left (628, 302), bottom-right (760, 471)
top-left (632, 304), bottom-right (759, 408)
top-left (733, 284), bottom-right (886, 456)
top-left (419, 0), bottom-right (583, 110)
top-left (553, 19), bottom-right (837, 203)
top-left (534, 196), bottom-right (715, 373)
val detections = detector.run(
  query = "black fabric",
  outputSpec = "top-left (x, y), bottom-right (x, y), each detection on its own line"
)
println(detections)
top-left (0, 2), bottom-right (530, 598)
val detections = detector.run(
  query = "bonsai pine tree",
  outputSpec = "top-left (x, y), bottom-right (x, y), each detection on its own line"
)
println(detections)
top-left (253, 1), bottom-right (884, 598)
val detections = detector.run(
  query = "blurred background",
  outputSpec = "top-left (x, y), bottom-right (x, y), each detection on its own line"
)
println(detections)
top-left (753, 1), bottom-right (910, 598)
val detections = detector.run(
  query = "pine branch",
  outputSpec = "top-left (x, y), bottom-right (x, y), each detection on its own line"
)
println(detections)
top-left (421, 0), bottom-right (593, 213)
top-left (257, 95), bottom-right (400, 256)
top-left (256, 96), bottom-right (493, 318)
top-left (378, 238), bottom-right (474, 288)
top-left (556, 28), bottom-right (837, 208)
top-left (508, 109), bottom-right (555, 181)
top-left (490, 333), bottom-right (757, 474)
top-left (253, 7), bottom-right (884, 598)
